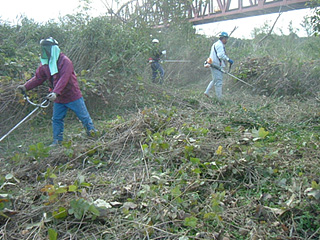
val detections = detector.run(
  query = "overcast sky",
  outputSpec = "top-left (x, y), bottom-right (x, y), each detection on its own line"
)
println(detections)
top-left (0, 0), bottom-right (313, 39)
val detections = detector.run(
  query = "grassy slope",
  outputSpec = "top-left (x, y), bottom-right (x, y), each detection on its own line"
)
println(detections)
top-left (0, 76), bottom-right (320, 240)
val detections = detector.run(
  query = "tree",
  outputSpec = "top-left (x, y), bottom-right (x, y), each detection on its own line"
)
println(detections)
top-left (307, 0), bottom-right (320, 35)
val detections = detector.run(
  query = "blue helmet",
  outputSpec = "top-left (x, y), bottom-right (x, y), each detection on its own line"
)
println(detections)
top-left (219, 32), bottom-right (229, 38)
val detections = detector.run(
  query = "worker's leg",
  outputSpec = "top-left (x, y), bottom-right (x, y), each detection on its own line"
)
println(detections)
top-left (67, 97), bottom-right (96, 135)
top-left (52, 102), bottom-right (68, 144)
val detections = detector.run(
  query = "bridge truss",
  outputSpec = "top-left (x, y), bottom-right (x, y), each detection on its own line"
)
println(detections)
top-left (115, 0), bottom-right (310, 26)
top-left (189, 0), bottom-right (309, 24)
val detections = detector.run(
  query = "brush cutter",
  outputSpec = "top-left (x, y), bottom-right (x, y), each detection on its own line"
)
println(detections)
top-left (163, 60), bottom-right (192, 63)
top-left (213, 64), bottom-right (254, 88)
top-left (204, 58), bottom-right (254, 88)
top-left (0, 90), bottom-right (50, 142)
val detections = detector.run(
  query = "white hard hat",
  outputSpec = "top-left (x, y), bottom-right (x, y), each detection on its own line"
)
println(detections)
top-left (152, 39), bottom-right (159, 43)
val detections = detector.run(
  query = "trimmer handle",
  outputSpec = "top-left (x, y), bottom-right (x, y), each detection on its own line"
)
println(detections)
top-left (20, 89), bottom-right (26, 96)
top-left (228, 62), bottom-right (233, 72)
top-left (17, 85), bottom-right (27, 97)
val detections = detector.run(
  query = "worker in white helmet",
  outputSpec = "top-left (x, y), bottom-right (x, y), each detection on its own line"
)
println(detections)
top-left (148, 39), bottom-right (166, 84)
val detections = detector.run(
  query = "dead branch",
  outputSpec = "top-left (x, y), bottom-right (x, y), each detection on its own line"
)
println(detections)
top-left (258, 11), bottom-right (283, 45)
top-left (229, 26), bottom-right (238, 37)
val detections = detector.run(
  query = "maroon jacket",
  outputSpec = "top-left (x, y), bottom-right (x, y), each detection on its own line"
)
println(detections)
top-left (25, 53), bottom-right (82, 103)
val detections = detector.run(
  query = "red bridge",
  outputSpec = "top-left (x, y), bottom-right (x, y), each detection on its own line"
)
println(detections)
top-left (189, 0), bottom-right (310, 25)
top-left (116, 0), bottom-right (310, 25)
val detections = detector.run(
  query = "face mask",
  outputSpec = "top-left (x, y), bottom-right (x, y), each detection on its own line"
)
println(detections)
top-left (40, 37), bottom-right (58, 60)
top-left (41, 45), bottom-right (52, 60)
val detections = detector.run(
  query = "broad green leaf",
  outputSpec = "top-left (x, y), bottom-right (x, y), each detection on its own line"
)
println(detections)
top-left (160, 142), bottom-right (170, 149)
top-left (69, 199), bottom-right (89, 219)
top-left (48, 193), bottom-right (59, 201)
top-left (192, 168), bottom-right (201, 174)
top-left (142, 144), bottom-right (148, 151)
top-left (311, 180), bottom-right (320, 189)
top-left (190, 157), bottom-right (200, 164)
top-left (29, 145), bottom-right (36, 151)
top-left (80, 69), bottom-right (88, 76)
top-left (252, 127), bottom-right (269, 139)
top-left (164, 127), bottom-right (175, 135)
top-left (204, 212), bottom-right (217, 220)
top-left (68, 185), bottom-right (78, 192)
top-left (171, 186), bottom-right (181, 197)
top-left (215, 146), bottom-right (223, 155)
top-left (80, 182), bottom-right (92, 187)
top-left (224, 126), bottom-right (233, 132)
top-left (88, 204), bottom-right (100, 216)
top-left (258, 127), bottom-right (269, 139)
top-left (55, 187), bottom-right (68, 194)
top-left (49, 173), bottom-right (57, 179)
top-left (183, 216), bottom-right (198, 228)
top-left (53, 207), bottom-right (68, 219)
top-left (48, 228), bottom-right (57, 240)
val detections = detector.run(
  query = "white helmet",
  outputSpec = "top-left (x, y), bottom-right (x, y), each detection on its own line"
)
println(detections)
top-left (152, 39), bottom-right (159, 43)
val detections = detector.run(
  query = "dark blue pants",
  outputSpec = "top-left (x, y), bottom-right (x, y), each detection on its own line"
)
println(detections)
top-left (151, 62), bottom-right (164, 84)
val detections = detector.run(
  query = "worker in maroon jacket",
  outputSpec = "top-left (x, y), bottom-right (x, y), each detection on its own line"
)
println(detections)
top-left (17, 37), bottom-right (97, 147)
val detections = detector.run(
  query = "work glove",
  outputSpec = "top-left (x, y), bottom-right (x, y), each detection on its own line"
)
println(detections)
top-left (228, 59), bottom-right (234, 65)
top-left (17, 85), bottom-right (26, 93)
top-left (204, 57), bottom-right (212, 68)
top-left (204, 61), bottom-right (211, 68)
top-left (46, 92), bottom-right (57, 102)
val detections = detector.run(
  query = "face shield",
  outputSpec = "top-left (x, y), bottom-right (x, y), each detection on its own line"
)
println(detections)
top-left (41, 45), bottom-right (51, 60)
top-left (40, 38), bottom-right (59, 60)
